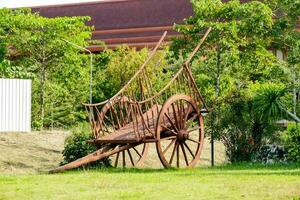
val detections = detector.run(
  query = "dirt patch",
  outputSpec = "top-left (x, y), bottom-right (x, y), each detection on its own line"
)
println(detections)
top-left (0, 131), bottom-right (227, 174)
top-left (143, 138), bottom-right (227, 168)
top-left (0, 131), bottom-right (70, 174)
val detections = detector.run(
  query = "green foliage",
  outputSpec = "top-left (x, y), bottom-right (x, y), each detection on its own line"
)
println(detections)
top-left (252, 83), bottom-right (287, 122)
top-left (219, 89), bottom-right (256, 162)
top-left (284, 123), bottom-right (300, 162)
top-left (0, 8), bottom-right (93, 129)
top-left (93, 45), bottom-right (170, 103)
top-left (0, 40), bottom-right (6, 62)
top-left (170, 0), bottom-right (299, 162)
top-left (62, 123), bottom-right (110, 168)
top-left (265, 0), bottom-right (300, 117)
top-left (0, 60), bottom-right (34, 79)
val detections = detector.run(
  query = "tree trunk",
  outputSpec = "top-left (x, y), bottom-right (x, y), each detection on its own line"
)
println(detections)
top-left (40, 63), bottom-right (46, 130)
top-left (251, 120), bottom-right (263, 150)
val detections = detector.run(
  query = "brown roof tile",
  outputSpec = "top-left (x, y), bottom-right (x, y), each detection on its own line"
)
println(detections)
top-left (32, 0), bottom-right (193, 50)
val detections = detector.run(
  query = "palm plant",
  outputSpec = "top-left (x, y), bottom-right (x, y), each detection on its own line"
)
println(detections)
top-left (253, 83), bottom-right (300, 123)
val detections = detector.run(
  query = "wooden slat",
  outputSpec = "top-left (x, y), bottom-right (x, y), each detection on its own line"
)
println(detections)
top-left (95, 104), bottom-right (161, 142)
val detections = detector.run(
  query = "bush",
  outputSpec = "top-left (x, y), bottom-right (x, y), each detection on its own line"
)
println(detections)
top-left (222, 133), bottom-right (257, 163)
top-left (252, 144), bottom-right (287, 164)
top-left (285, 123), bottom-right (300, 162)
top-left (62, 123), bottom-right (111, 168)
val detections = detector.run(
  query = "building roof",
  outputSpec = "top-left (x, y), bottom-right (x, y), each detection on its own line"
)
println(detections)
top-left (32, 0), bottom-right (300, 51)
top-left (32, 0), bottom-right (194, 51)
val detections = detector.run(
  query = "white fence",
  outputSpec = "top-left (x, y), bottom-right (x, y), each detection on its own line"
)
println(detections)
top-left (0, 78), bottom-right (32, 132)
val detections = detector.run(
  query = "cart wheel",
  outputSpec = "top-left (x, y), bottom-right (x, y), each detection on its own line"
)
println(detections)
top-left (156, 94), bottom-right (204, 168)
top-left (109, 143), bottom-right (149, 168)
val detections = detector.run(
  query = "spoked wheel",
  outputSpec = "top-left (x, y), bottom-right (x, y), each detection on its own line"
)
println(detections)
top-left (156, 94), bottom-right (204, 168)
top-left (109, 143), bottom-right (149, 168)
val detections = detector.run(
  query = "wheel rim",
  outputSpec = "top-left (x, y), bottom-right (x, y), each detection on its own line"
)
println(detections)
top-left (156, 94), bottom-right (204, 168)
top-left (109, 143), bottom-right (149, 168)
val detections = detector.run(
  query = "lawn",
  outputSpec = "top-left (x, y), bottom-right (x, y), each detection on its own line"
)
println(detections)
top-left (0, 164), bottom-right (300, 200)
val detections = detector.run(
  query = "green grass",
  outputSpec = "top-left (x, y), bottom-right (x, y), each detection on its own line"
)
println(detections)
top-left (0, 163), bottom-right (300, 200)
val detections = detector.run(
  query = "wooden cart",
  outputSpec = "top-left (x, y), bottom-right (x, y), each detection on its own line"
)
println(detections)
top-left (50, 28), bottom-right (211, 173)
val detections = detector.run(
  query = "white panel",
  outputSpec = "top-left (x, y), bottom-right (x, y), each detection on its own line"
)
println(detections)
top-left (0, 78), bottom-right (32, 132)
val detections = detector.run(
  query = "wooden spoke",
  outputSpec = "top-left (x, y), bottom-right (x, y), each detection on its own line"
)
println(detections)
top-left (183, 105), bottom-right (192, 127)
top-left (187, 126), bottom-right (200, 133)
top-left (127, 149), bottom-right (135, 166)
top-left (110, 143), bottom-right (149, 168)
top-left (169, 141), bottom-right (178, 164)
top-left (187, 138), bottom-right (201, 145)
top-left (176, 100), bottom-right (182, 129)
top-left (176, 143), bottom-right (180, 168)
top-left (122, 151), bottom-right (126, 167)
top-left (161, 124), bottom-right (178, 135)
top-left (163, 139), bottom-right (176, 155)
top-left (114, 152), bottom-right (120, 167)
top-left (160, 136), bottom-right (177, 141)
top-left (179, 100), bottom-right (185, 129)
top-left (183, 142), bottom-right (195, 159)
top-left (171, 103), bottom-right (179, 130)
top-left (164, 113), bottom-right (179, 132)
top-left (132, 147), bottom-right (142, 158)
top-left (180, 143), bottom-right (189, 166)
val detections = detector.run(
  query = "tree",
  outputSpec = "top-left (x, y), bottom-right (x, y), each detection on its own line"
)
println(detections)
top-left (170, 0), bottom-right (292, 162)
top-left (1, 8), bottom-right (93, 129)
top-left (266, 0), bottom-right (300, 117)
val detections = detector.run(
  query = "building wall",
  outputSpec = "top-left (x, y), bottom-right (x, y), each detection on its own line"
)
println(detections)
top-left (0, 79), bottom-right (32, 132)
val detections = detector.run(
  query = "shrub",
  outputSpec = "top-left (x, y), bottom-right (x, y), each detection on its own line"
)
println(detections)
top-left (252, 144), bottom-right (287, 164)
top-left (62, 123), bottom-right (111, 168)
top-left (285, 123), bottom-right (300, 162)
top-left (222, 133), bottom-right (257, 162)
